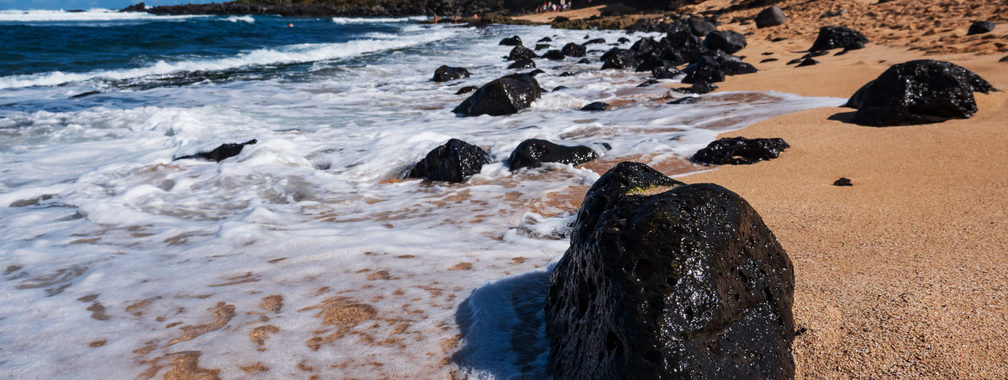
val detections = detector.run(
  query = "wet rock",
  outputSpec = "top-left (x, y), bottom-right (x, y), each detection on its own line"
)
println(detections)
top-left (432, 65), bottom-right (470, 82)
top-left (637, 79), bottom-right (661, 88)
top-left (508, 58), bottom-right (536, 69)
top-left (538, 37), bottom-right (552, 42)
top-left (687, 17), bottom-right (717, 37)
top-left (455, 86), bottom-right (477, 95)
top-left (691, 137), bottom-right (790, 165)
top-left (755, 6), bottom-right (786, 28)
top-left (966, 21), bottom-right (995, 35)
top-left (601, 49), bottom-right (638, 70)
top-left (651, 66), bottom-right (681, 79)
top-left (120, 2), bottom-right (146, 12)
top-left (452, 74), bottom-right (542, 117)
top-left (561, 43), bottom-right (587, 57)
top-left (407, 138), bottom-right (491, 183)
top-left (553, 86), bottom-right (569, 91)
top-left (661, 30), bottom-right (704, 65)
top-left (809, 26), bottom-right (869, 51)
top-left (833, 178), bottom-right (853, 186)
top-left (174, 139), bottom-right (257, 162)
top-left (796, 57), bottom-right (819, 67)
top-left (617, 37), bottom-right (630, 44)
top-left (682, 57), bottom-right (726, 84)
top-left (499, 35), bottom-right (523, 46)
top-left (677, 82), bottom-right (718, 94)
top-left (542, 50), bottom-right (566, 60)
top-left (536, 43), bottom-right (551, 50)
top-left (667, 96), bottom-right (699, 104)
top-left (507, 139), bottom-right (598, 171)
top-left (545, 161), bottom-right (795, 380)
top-left (508, 46), bottom-right (537, 61)
top-left (845, 59), bottom-right (996, 126)
top-left (70, 90), bottom-right (100, 99)
top-left (584, 38), bottom-right (606, 45)
top-left (524, 69), bottom-right (545, 77)
top-left (630, 37), bottom-right (659, 56)
top-left (581, 102), bottom-right (611, 111)
top-left (703, 30), bottom-right (747, 54)
top-left (559, 71), bottom-right (576, 77)
top-left (577, 58), bottom-right (591, 64)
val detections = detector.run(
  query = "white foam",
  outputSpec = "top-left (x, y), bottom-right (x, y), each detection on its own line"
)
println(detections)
top-left (0, 9), bottom-right (199, 22)
top-left (224, 15), bottom-right (254, 23)
top-left (331, 15), bottom-right (428, 24)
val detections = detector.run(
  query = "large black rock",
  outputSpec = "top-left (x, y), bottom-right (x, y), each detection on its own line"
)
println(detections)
top-left (808, 26), bottom-right (869, 51)
top-left (500, 35), bottom-right (523, 46)
top-left (966, 21), bottom-right (995, 36)
top-left (452, 74), bottom-right (543, 116)
top-left (660, 30), bottom-right (704, 65)
top-left (432, 65), bottom-right (470, 82)
top-left (601, 48), bottom-right (638, 70)
top-left (407, 138), bottom-right (491, 183)
top-left (703, 30), bottom-right (747, 54)
top-left (508, 58), bottom-right (536, 69)
top-left (692, 137), bottom-right (790, 165)
top-left (755, 6), bottom-right (786, 28)
top-left (507, 139), bottom-right (598, 171)
top-left (561, 42), bottom-right (587, 57)
top-left (508, 46), bottom-right (537, 61)
top-left (845, 59), bottom-right (996, 126)
top-left (542, 50), bottom-right (566, 60)
top-left (174, 139), bottom-right (256, 162)
top-left (546, 162), bottom-right (796, 380)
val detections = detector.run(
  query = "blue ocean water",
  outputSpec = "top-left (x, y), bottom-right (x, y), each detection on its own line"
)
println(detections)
top-left (0, 9), bottom-right (843, 379)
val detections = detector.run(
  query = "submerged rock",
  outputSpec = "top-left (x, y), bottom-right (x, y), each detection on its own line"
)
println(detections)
top-left (809, 26), bottom-right (869, 51)
top-left (601, 48), bottom-right (638, 70)
top-left (455, 86), bottom-right (477, 95)
top-left (499, 35), bottom-right (523, 46)
top-left (507, 139), bottom-right (598, 171)
top-left (581, 102), bottom-right (611, 111)
top-left (651, 66), bottom-right (682, 79)
top-left (845, 59), bottom-right (996, 126)
top-left (692, 137), bottom-right (790, 165)
top-left (703, 30), bottom-right (747, 54)
top-left (542, 49), bottom-right (566, 60)
top-left (433, 65), bottom-right (470, 82)
top-left (407, 138), bottom-right (491, 183)
top-left (546, 162), bottom-right (795, 380)
top-left (174, 139), bottom-right (256, 162)
top-left (667, 96), bottom-right (700, 105)
top-left (508, 58), bottom-right (536, 69)
top-left (508, 46), bottom-right (537, 61)
top-left (755, 6), bottom-right (786, 28)
top-left (561, 42), bottom-right (587, 57)
top-left (453, 74), bottom-right (542, 116)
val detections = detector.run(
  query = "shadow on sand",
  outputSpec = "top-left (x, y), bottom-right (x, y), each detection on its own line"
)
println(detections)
top-left (451, 264), bottom-right (555, 380)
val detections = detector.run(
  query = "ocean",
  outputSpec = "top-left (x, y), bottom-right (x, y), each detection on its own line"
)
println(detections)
top-left (0, 9), bottom-right (842, 378)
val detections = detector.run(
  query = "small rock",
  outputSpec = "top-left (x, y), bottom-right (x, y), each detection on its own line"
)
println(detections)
top-left (617, 37), bottom-right (630, 44)
top-left (833, 178), bottom-right (853, 186)
top-left (1000, 55), bottom-right (1008, 62)
top-left (651, 66), bottom-right (681, 79)
top-left (677, 82), bottom-right (718, 94)
top-left (535, 43), bottom-right (550, 50)
top-left (637, 79), bottom-right (661, 88)
top-left (553, 86), bottom-right (569, 92)
top-left (407, 139), bottom-right (491, 183)
top-left (174, 139), bottom-right (256, 162)
top-left (499, 35), bottom-right (522, 46)
top-left (809, 26), bottom-right (869, 51)
top-left (761, 58), bottom-right (779, 63)
top-left (796, 57), bottom-right (819, 67)
top-left (703, 30), bottom-right (747, 54)
top-left (508, 58), bottom-right (536, 69)
top-left (561, 43), bottom-right (587, 57)
top-left (966, 21), bottom-right (995, 36)
top-left (559, 72), bottom-right (576, 77)
top-left (820, 9), bottom-right (847, 18)
top-left (755, 6), bottom-right (786, 28)
top-left (581, 102), bottom-right (611, 111)
top-left (455, 86), bottom-right (477, 95)
top-left (577, 58), bottom-right (591, 64)
top-left (771, 37), bottom-right (788, 42)
top-left (542, 50), bottom-right (566, 60)
top-left (538, 37), bottom-right (552, 43)
top-left (507, 46), bottom-right (537, 61)
top-left (584, 38), bottom-right (606, 45)
top-left (507, 139), bottom-right (598, 171)
top-left (667, 96), bottom-right (699, 105)
top-left (601, 49), bottom-right (638, 70)
top-left (691, 137), bottom-right (790, 165)
top-left (453, 73), bottom-right (543, 116)
top-left (432, 65), bottom-right (470, 82)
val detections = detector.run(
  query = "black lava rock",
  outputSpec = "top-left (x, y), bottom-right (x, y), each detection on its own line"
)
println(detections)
top-left (577, 58), bottom-right (591, 64)
top-left (634, 53), bottom-right (667, 72)
top-left (845, 60), bottom-right (996, 126)
top-left (617, 37), bottom-right (630, 44)
top-left (407, 139), bottom-right (491, 183)
top-left (432, 65), bottom-right (470, 82)
top-left (499, 35), bottom-right (523, 46)
top-left (120, 2), bottom-right (146, 12)
top-left (796, 57), bottom-right (819, 67)
top-left (538, 37), bottom-right (552, 42)
top-left (536, 43), bottom-right (551, 50)
top-left (508, 58), bottom-right (536, 69)
top-left (809, 26), bottom-right (869, 51)
top-left (637, 79), bottom-right (661, 88)
top-left (561, 42), bottom-right (587, 57)
top-left (553, 86), bottom-right (570, 91)
top-left (677, 82), bottom-right (718, 94)
top-left (652, 66), bottom-right (682, 79)
top-left (455, 86), bottom-right (477, 95)
top-left (542, 49), bottom-right (566, 60)
top-left (452, 74), bottom-right (543, 116)
top-left (559, 71), bottom-right (576, 77)
top-left (833, 178), bottom-right (853, 186)
top-left (601, 49), bottom-right (638, 70)
top-left (545, 161), bottom-right (795, 380)
top-left (703, 30), bottom-right (747, 54)
top-left (584, 38), bottom-right (606, 45)
top-left (174, 139), bottom-right (257, 162)
top-left (966, 21), bottom-right (995, 35)
top-left (682, 57), bottom-right (727, 84)
top-left (667, 96), bottom-right (699, 105)
top-left (581, 102), bottom-right (611, 111)
top-left (687, 17), bottom-right (718, 37)
top-left (507, 139), bottom-right (598, 171)
top-left (661, 29), bottom-right (704, 65)
top-left (755, 6), bottom-right (786, 28)
top-left (508, 46), bottom-right (537, 61)
top-left (692, 137), bottom-right (790, 165)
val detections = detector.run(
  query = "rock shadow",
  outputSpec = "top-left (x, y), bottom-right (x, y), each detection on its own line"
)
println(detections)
top-left (452, 264), bottom-right (554, 379)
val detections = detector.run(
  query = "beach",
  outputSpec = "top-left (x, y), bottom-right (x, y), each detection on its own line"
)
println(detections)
top-left (1, 2), bottom-right (1006, 379)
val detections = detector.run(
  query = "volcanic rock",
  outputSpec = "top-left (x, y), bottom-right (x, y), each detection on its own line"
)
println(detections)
top-left (581, 102), bottom-right (611, 111)
top-left (507, 139), bottom-right (598, 171)
top-left (601, 49), bottom-right (638, 70)
top-left (545, 161), bottom-right (796, 380)
top-left (456, 86), bottom-right (477, 95)
top-left (499, 35), bottom-right (523, 46)
top-left (452, 74), bottom-right (543, 116)
top-left (508, 46), bottom-right (537, 61)
top-left (966, 21), bottom-right (995, 35)
top-left (651, 66), bottom-right (682, 79)
top-left (508, 58), bottom-right (536, 69)
top-left (691, 137), bottom-right (790, 165)
top-left (755, 6), bottom-right (786, 28)
top-left (845, 59), bottom-right (996, 126)
top-left (174, 139), bottom-right (256, 162)
top-left (809, 26), bottom-right (869, 51)
top-left (542, 50), bottom-right (566, 60)
top-left (407, 139), bottom-right (491, 183)
top-left (561, 43), bottom-right (587, 57)
top-left (833, 178), bottom-right (853, 186)
top-left (667, 96), bottom-right (700, 105)
top-left (432, 65), bottom-right (470, 82)
top-left (703, 30), bottom-right (747, 54)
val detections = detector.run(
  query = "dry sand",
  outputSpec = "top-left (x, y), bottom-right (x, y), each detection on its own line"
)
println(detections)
top-left (526, 0), bottom-right (1008, 377)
